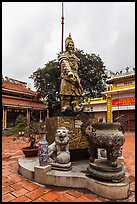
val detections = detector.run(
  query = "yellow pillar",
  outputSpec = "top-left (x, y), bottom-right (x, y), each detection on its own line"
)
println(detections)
top-left (88, 98), bottom-right (91, 103)
top-left (107, 94), bottom-right (112, 123)
top-left (27, 109), bottom-right (30, 125)
top-left (3, 107), bottom-right (7, 129)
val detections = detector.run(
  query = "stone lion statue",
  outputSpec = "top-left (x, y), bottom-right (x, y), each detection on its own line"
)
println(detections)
top-left (48, 127), bottom-right (70, 164)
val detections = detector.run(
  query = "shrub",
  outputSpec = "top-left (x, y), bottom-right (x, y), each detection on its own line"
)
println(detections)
top-left (13, 115), bottom-right (27, 133)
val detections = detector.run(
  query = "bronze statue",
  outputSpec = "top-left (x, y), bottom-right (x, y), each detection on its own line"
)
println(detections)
top-left (59, 33), bottom-right (83, 112)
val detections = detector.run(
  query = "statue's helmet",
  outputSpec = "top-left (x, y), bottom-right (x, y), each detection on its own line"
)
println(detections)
top-left (65, 33), bottom-right (74, 50)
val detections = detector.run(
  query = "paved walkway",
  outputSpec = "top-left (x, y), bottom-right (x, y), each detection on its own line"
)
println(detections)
top-left (2, 132), bottom-right (135, 202)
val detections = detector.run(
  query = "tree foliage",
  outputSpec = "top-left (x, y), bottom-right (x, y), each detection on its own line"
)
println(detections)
top-left (13, 115), bottom-right (27, 132)
top-left (30, 60), bottom-right (61, 115)
top-left (29, 49), bottom-right (107, 115)
top-left (76, 49), bottom-right (107, 98)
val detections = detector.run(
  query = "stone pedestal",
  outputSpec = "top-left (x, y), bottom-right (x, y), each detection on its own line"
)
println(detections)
top-left (49, 162), bottom-right (72, 171)
top-left (87, 158), bottom-right (125, 183)
top-left (46, 116), bottom-right (88, 150)
top-left (18, 157), bottom-right (130, 200)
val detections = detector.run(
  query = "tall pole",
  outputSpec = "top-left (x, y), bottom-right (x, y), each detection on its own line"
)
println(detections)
top-left (60, 2), bottom-right (64, 111)
top-left (61, 2), bottom-right (64, 53)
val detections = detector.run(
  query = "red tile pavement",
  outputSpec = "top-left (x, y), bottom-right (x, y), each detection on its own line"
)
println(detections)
top-left (2, 132), bottom-right (135, 202)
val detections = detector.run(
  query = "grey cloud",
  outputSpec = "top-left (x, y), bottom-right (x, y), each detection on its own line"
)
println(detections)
top-left (2, 2), bottom-right (135, 89)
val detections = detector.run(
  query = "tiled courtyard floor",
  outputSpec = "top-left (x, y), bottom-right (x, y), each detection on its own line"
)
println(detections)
top-left (2, 131), bottom-right (135, 202)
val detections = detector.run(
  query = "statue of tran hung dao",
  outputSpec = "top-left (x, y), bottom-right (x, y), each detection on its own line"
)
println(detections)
top-left (59, 33), bottom-right (83, 112)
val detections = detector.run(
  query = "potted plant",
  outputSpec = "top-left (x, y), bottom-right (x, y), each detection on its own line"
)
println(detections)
top-left (21, 121), bottom-right (46, 157)
top-left (21, 132), bottom-right (39, 157)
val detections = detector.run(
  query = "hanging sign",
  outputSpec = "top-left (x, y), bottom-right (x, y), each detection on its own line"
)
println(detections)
top-left (112, 97), bottom-right (135, 106)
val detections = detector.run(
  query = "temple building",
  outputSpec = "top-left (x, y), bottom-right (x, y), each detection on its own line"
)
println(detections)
top-left (83, 97), bottom-right (107, 122)
top-left (2, 76), bottom-right (48, 129)
top-left (82, 67), bottom-right (135, 131)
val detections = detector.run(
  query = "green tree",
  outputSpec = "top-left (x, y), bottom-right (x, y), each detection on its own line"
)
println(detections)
top-left (76, 49), bottom-right (107, 98)
top-left (29, 49), bottom-right (107, 115)
top-left (12, 115), bottom-right (27, 134)
top-left (30, 60), bottom-right (61, 116)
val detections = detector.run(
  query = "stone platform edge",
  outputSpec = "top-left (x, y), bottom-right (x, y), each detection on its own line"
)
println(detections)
top-left (18, 157), bottom-right (130, 200)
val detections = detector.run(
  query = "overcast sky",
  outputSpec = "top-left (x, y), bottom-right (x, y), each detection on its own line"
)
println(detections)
top-left (2, 2), bottom-right (135, 90)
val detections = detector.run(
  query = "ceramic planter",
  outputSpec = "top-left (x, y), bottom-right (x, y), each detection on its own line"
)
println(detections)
top-left (21, 147), bottom-right (38, 157)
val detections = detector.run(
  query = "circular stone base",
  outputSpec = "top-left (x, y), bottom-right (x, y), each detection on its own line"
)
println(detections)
top-left (87, 158), bottom-right (125, 183)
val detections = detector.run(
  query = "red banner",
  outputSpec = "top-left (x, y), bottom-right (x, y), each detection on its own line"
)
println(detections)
top-left (112, 97), bottom-right (135, 106)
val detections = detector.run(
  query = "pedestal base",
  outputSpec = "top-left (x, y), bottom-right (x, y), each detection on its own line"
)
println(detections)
top-left (87, 158), bottom-right (125, 183)
top-left (18, 156), bottom-right (130, 200)
top-left (49, 162), bottom-right (72, 171)
top-left (46, 116), bottom-right (88, 150)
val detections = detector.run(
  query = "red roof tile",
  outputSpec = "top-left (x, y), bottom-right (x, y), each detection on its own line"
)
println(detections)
top-left (2, 97), bottom-right (47, 110)
top-left (2, 81), bottom-right (37, 96)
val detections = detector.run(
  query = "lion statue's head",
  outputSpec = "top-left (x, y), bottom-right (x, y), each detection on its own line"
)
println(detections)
top-left (55, 127), bottom-right (69, 143)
